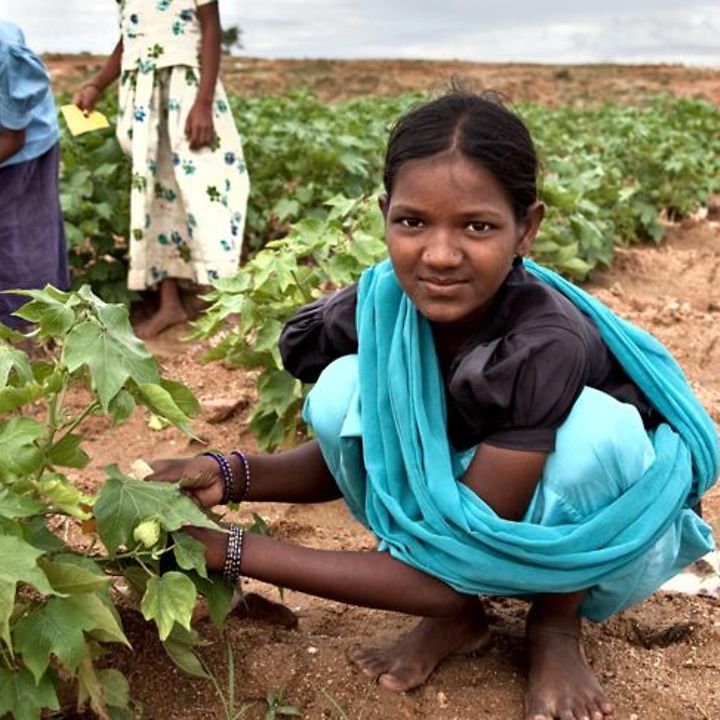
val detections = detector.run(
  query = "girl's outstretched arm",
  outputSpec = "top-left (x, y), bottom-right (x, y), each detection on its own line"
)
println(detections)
top-left (185, 1), bottom-right (221, 149)
top-left (74, 39), bottom-right (123, 113)
top-left (188, 528), bottom-right (475, 617)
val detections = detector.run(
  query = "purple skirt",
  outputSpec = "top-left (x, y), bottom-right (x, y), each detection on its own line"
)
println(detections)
top-left (0, 142), bottom-right (69, 329)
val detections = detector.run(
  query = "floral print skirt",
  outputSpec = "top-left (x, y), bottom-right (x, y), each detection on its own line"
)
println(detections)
top-left (117, 66), bottom-right (249, 290)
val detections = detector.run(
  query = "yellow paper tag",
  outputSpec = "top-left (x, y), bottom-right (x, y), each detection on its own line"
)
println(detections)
top-left (60, 104), bottom-right (111, 136)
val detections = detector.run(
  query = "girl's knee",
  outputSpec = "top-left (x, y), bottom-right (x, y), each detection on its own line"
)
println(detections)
top-left (535, 388), bottom-right (656, 521)
top-left (303, 354), bottom-right (359, 444)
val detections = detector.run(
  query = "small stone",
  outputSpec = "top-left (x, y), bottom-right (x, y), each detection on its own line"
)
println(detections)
top-left (203, 396), bottom-right (248, 423)
top-left (307, 646), bottom-right (318, 655)
top-left (437, 691), bottom-right (448, 708)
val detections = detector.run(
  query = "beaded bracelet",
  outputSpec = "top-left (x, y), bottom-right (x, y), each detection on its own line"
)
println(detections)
top-left (203, 451), bottom-right (233, 505)
top-left (229, 450), bottom-right (251, 503)
top-left (223, 525), bottom-right (244, 586)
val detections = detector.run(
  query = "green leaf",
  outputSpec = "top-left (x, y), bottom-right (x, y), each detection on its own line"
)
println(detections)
top-left (39, 473), bottom-right (93, 519)
top-left (109, 389), bottom-right (136, 426)
top-left (77, 650), bottom-right (108, 719)
top-left (0, 487), bottom-right (45, 519)
top-left (0, 666), bottom-right (59, 720)
top-left (193, 574), bottom-right (235, 629)
top-left (98, 668), bottom-right (130, 709)
top-left (0, 343), bottom-right (32, 387)
top-left (14, 596), bottom-right (94, 682)
top-left (12, 289), bottom-right (76, 338)
top-left (140, 572), bottom-right (197, 641)
top-left (0, 535), bottom-right (54, 595)
top-left (0, 380), bottom-right (49, 414)
top-left (14, 593), bottom-right (129, 683)
top-left (109, 706), bottom-right (138, 720)
top-left (162, 631), bottom-right (210, 679)
top-left (94, 466), bottom-right (220, 554)
top-left (0, 579), bottom-right (14, 651)
top-left (137, 383), bottom-right (195, 437)
top-left (21, 517), bottom-right (65, 552)
top-left (0, 417), bottom-right (44, 481)
top-left (48, 432), bottom-right (90, 469)
top-left (249, 512), bottom-right (271, 537)
top-left (63, 308), bottom-right (159, 410)
top-left (256, 370), bottom-right (302, 417)
top-left (171, 532), bottom-right (208, 578)
top-left (39, 557), bottom-right (111, 595)
top-left (159, 379), bottom-right (201, 417)
top-left (72, 592), bottom-right (129, 646)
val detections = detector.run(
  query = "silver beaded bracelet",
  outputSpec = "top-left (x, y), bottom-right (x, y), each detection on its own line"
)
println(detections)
top-left (222, 525), bottom-right (244, 586)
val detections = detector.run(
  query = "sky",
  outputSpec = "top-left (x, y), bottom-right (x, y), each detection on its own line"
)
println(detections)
top-left (1, 0), bottom-right (718, 66)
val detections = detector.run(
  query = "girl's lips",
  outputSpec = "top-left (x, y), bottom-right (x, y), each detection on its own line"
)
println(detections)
top-left (419, 278), bottom-right (467, 294)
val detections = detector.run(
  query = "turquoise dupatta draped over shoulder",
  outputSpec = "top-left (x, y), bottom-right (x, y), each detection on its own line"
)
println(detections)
top-left (304, 259), bottom-right (719, 621)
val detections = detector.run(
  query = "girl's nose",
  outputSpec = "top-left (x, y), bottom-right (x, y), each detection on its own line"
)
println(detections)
top-left (422, 230), bottom-right (463, 267)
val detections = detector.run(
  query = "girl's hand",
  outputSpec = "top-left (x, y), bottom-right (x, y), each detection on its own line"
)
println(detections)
top-left (146, 456), bottom-right (224, 507)
top-left (74, 85), bottom-right (101, 114)
top-left (185, 99), bottom-right (215, 150)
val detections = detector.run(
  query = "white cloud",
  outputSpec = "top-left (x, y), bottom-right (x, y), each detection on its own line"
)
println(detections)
top-left (1, 0), bottom-right (718, 67)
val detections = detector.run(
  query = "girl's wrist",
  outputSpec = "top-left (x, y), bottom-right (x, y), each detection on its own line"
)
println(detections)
top-left (207, 531), bottom-right (229, 571)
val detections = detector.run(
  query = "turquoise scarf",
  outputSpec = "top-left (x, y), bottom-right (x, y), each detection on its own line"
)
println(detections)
top-left (340, 259), bottom-right (719, 619)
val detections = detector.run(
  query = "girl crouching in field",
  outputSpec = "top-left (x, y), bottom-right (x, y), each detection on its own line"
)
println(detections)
top-left (148, 90), bottom-right (718, 720)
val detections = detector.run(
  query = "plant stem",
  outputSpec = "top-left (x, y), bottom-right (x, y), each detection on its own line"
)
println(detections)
top-left (133, 554), bottom-right (155, 578)
top-left (0, 643), bottom-right (14, 669)
top-left (55, 400), bottom-right (101, 446)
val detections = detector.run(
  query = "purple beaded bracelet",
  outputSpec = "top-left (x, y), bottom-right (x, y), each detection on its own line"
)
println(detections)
top-left (203, 451), bottom-right (233, 505)
top-left (230, 450), bottom-right (251, 503)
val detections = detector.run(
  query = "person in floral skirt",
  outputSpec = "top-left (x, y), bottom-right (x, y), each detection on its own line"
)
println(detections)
top-left (75, 0), bottom-right (249, 338)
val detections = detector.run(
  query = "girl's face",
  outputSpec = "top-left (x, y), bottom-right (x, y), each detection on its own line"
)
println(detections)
top-left (381, 152), bottom-right (543, 329)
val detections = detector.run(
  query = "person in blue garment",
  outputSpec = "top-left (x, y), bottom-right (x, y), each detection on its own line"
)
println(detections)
top-left (146, 90), bottom-right (718, 720)
top-left (0, 21), bottom-right (68, 329)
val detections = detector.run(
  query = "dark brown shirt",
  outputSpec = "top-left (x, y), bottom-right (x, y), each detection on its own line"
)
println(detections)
top-left (279, 264), bottom-right (658, 452)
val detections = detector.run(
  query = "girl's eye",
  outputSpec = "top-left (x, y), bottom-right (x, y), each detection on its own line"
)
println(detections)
top-left (468, 221), bottom-right (492, 233)
top-left (398, 217), bottom-right (424, 229)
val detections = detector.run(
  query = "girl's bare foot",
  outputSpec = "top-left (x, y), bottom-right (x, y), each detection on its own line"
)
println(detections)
top-left (135, 278), bottom-right (189, 340)
top-left (348, 600), bottom-right (489, 692)
top-left (135, 304), bottom-right (188, 339)
top-left (525, 613), bottom-right (614, 720)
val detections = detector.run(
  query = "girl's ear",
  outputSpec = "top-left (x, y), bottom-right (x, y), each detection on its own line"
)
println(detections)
top-left (378, 193), bottom-right (389, 220)
top-left (516, 201), bottom-right (545, 256)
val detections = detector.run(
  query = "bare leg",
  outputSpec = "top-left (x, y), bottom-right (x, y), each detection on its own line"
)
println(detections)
top-left (136, 278), bottom-right (188, 339)
top-left (524, 592), bottom-right (614, 720)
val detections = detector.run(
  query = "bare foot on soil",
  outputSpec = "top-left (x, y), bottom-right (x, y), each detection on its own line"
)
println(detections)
top-left (135, 305), bottom-right (188, 340)
top-left (525, 620), bottom-right (614, 720)
top-left (348, 602), bottom-right (490, 692)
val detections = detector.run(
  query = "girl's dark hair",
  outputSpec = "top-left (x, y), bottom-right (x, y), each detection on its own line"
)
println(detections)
top-left (383, 89), bottom-right (539, 220)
